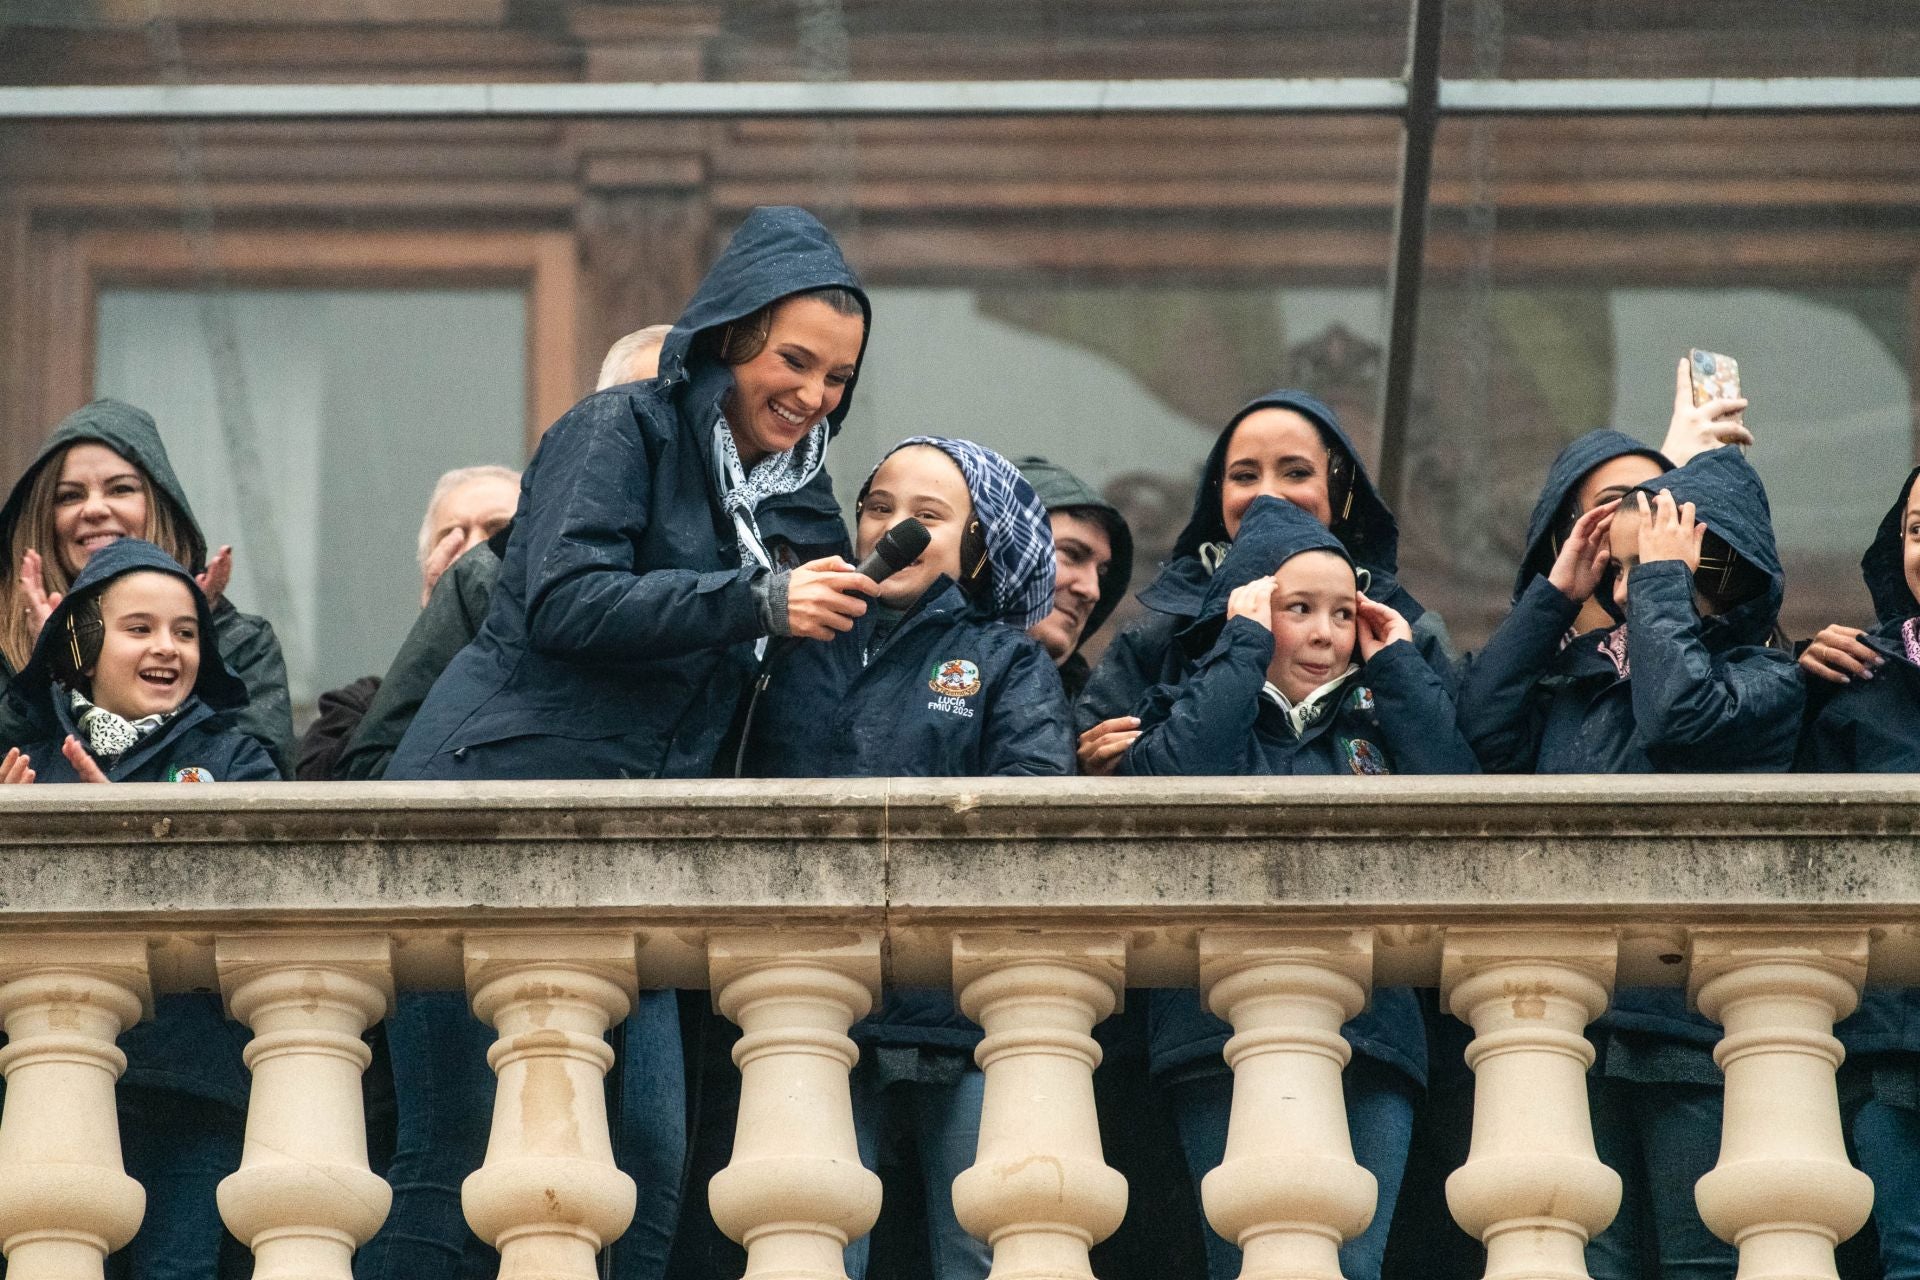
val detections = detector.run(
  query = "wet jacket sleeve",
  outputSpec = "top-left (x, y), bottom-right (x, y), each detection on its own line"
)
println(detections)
top-left (1628, 560), bottom-right (1804, 768)
top-left (224, 732), bottom-right (281, 782)
top-left (214, 604), bottom-right (296, 780)
top-left (1363, 639), bottom-right (1480, 775)
top-left (1795, 689), bottom-right (1856, 772)
top-left (521, 406), bottom-right (763, 663)
top-left (1455, 577), bottom-right (1581, 773)
top-left (295, 676), bottom-right (377, 781)
top-left (1120, 616), bottom-right (1268, 777)
top-left (1074, 610), bottom-right (1178, 735)
top-left (336, 546), bottom-right (496, 781)
top-left (980, 642), bottom-right (1076, 776)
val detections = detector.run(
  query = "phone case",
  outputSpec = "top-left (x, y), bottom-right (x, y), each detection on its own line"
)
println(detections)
top-left (1689, 349), bottom-right (1740, 408)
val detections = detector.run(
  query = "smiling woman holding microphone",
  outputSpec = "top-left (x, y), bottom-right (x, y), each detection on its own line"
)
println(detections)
top-left (371, 207), bottom-right (877, 1280)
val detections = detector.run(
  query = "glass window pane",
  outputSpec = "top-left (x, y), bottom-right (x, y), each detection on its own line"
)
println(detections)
top-left (0, 1), bottom-right (1412, 85)
top-left (95, 287), bottom-right (526, 712)
top-left (1440, 0), bottom-right (1920, 78)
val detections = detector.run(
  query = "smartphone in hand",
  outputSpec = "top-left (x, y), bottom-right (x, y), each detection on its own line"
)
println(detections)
top-left (1688, 348), bottom-right (1746, 453)
top-left (1688, 348), bottom-right (1740, 407)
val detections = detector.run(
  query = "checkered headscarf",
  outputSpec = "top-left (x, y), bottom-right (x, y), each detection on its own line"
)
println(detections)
top-left (868, 436), bottom-right (1056, 629)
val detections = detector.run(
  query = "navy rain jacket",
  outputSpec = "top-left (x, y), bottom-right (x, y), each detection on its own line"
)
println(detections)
top-left (1801, 467), bottom-right (1920, 1060)
top-left (0, 399), bottom-right (296, 775)
top-left (12, 538), bottom-right (272, 1111)
top-left (1075, 390), bottom-right (1451, 736)
top-left (1799, 465), bottom-right (1920, 775)
top-left (1460, 444), bottom-right (1800, 1057)
top-left (1117, 497), bottom-right (1471, 1087)
top-left (744, 578), bottom-right (1072, 781)
top-left (390, 207), bottom-right (866, 781)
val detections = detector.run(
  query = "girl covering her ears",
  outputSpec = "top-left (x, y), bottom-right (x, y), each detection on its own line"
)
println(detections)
top-left (1118, 494), bottom-right (1474, 1280)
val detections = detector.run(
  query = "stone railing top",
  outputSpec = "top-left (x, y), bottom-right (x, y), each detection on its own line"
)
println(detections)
top-left (3, 776), bottom-right (1917, 989)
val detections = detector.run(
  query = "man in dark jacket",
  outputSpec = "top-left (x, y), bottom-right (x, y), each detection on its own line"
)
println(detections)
top-left (0, 398), bottom-right (294, 775)
top-left (1459, 444), bottom-right (1800, 1280)
top-left (1074, 390), bottom-right (1452, 771)
top-left (1014, 456), bottom-right (1133, 703)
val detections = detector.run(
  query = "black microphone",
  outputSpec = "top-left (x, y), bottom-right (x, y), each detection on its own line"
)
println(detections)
top-left (853, 517), bottom-right (931, 584)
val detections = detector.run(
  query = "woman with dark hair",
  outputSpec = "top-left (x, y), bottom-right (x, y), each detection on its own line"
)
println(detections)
top-left (0, 398), bottom-right (293, 774)
top-left (1074, 390), bottom-right (1449, 773)
top-left (370, 207), bottom-right (873, 1280)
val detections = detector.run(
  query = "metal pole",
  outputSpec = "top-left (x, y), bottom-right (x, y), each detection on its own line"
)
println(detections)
top-left (1375, 0), bottom-right (1446, 510)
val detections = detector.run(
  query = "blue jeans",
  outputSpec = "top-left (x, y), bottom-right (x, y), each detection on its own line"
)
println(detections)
top-left (354, 992), bottom-right (499, 1280)
top-left (606, 990), bottom-right (689, 1280)
top-left (1854, 1097), bottom-right (1920, 1279)
top-left (845, 1063), bottom-right (992, 1280)
top-left (1586, 1078), bottom-right (1735, 1280)
top-left (110, 1087), bottom-right (248, 1280)
top-left (1168, 1054), bottom-right (1418, 1280)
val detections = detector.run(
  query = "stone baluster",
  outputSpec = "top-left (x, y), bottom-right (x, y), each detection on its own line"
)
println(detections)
top-left (1197, 929), bottom-right (1377, 1280)
top-left (0, 936), bottom-right (151, 1280)
top-left (461, 933), bottom-right (638, 1280)
top-left (1691, 929), bottom-right (1873, 1280)
top-left (950, 932), bottom-right (1127, 1279)
top-left (706, 930), bottom-right (882, 1280)
top-left (214, 935), bottom-right (394, 1280)
top-left (1442, 930), bottom-right (1621, 1280)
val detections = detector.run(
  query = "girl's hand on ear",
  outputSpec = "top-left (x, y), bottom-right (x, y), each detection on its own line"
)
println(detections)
top-left (60, 736), bottom-right (109, 784)
top-left (1661, 356), bottom-right (1752, 466)
top-left (1356, 594), bottom-right (1413, 661)
top-left (1800, 623), bottom-right (1885, 685)
top-left (0, 747), bottom-right (34, 785)
top-left (196, 545), bottom-right (233, 607)
top-left (1546, 499), bottom-right (1618, 604)
top-left (1637, 490), bottom-right (1704, 571)
top-left (1225, 576), bottom-right (1277, 631)
top-left (19, 549), bottom-right (62, 640)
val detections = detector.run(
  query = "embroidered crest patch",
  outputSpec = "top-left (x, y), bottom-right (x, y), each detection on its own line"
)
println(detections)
top-left (168, 766), bottom-right (215, 783)
top-left (1344, 739), bottom-right (1388, 777)
top-left (929, 658), bottom-right (982, 699)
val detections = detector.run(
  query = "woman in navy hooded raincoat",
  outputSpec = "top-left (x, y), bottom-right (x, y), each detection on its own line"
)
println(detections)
top-left (371, 207), bottom-right (874, 1280)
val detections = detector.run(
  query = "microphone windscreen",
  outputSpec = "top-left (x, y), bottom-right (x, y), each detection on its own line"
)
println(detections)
top-left (857, 518), bottom-right (932, 583)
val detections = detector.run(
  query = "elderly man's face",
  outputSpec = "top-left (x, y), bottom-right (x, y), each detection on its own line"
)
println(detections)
top-left (423, 475), bottom-right (518, 602)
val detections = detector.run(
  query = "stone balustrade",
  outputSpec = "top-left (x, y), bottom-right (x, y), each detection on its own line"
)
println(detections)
top-left (0, 775), bottom-right (1914, 1280)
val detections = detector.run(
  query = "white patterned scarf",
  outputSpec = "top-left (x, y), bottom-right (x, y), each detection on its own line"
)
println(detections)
top-left (68, 689), bottom-right (175, 762)
top-left (712, 415), bottom-right (828, 571)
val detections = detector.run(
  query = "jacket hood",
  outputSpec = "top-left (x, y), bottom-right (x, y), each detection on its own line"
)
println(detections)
top-left (1516, 429), bottom-right (1671, 603)
top-left (17, 537), bottom-right (247, 712)
top-left (2, 399), bottom-right (208, 572)
top-left (1195, 495), bottom-right (1354, 627)
top-left (1171, 389), bottom-right (1396, 573)
top-left (1631, 445), bottom-right (1784, 648)
top-left (656, 206), bottom-right (871, 439)
top-left (1013, 455), bottom-right (1134, 646)
top-left (867, 437), bottom-right (1056, 630)
top-left (1862, 466), bottom-right (1920, 624)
